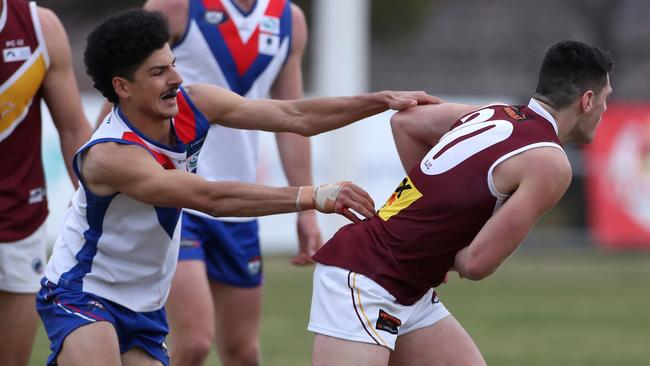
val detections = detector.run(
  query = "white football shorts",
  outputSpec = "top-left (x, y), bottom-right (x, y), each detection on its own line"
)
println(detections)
top-left (0, 222), bottom-right (47, 293)
top-left (308, 263), bottom-right (450, 350)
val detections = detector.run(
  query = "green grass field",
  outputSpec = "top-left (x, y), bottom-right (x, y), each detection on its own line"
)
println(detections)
top-left (29, 249), bottom-right (650, 365)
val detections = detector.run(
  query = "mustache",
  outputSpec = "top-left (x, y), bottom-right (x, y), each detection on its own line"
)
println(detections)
top-left (161, 87), bottom-right (180, 100)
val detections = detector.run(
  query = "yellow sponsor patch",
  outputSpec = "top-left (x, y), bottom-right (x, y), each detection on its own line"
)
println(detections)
top-left (377, 176), bottom-right (422, 221)
top-left (0, 52), bottom-right (46, 137)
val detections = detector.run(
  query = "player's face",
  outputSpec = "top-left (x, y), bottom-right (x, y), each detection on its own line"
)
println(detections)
top-left (128, 44), bottom-right (183, 120)
top-left (576, 75), bottom-right (613, 143)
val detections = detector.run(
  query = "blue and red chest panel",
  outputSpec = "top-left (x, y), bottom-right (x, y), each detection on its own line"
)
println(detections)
top-left (114, 87), bottom-right (210, 173)
top-left (71, 86), bottom-right (211, 243)
top-left (177, 0), bottom-right (292, 96)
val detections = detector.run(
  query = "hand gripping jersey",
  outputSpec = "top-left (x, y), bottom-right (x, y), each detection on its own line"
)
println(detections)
top-left (44, 87), bottom-right (210, 311)
top-left (0, 0), bottom-right (50, 242)
top-left (173, 0), bottom-right (292, 221)
top-left (313, 99), bottom-right (564, 305)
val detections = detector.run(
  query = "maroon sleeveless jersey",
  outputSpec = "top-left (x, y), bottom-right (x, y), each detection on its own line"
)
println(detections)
top-left (0, 0), bottom-right (50, 242)
top-left (313, 100), bottom-right (563, 305)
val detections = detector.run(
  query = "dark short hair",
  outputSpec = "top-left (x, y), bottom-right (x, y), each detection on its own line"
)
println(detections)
top-left (534, 41), bottom-right (614, 109)
top-left (84, 9), bottom-right (170, 104)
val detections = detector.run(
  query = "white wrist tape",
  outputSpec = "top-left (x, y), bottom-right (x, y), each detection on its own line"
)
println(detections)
top-left (313, 183), bottom-right (343, 211)
top-left (296, 186), bottom-right (304, 211)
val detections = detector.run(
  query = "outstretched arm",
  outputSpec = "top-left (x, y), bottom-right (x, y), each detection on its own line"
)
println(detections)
top-left (390, 103), bottom-right (476, 172)
top-left (39, 7), bottom-right (91, 188)
top-left (453, 147), bottom-right (572, 280)
top-left (186, 83), bottom-right (442, 136)
top-left (80, 143), bottom-right (376, 221)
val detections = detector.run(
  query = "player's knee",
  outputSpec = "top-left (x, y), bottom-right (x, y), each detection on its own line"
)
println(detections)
top-left (174, 330), bottom-right (214, 361)
top-left (222, 342), bottom-right (260, 366)
top-left (175, 342), bottom-right (212, 364)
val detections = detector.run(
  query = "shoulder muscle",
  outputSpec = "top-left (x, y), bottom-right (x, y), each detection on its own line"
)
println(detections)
top-left (184, 83), bottom-right (245, 123)
top-left (499, 147), bottom-right (571, 213)
top-left (82, 142), bottom-right (162, 196)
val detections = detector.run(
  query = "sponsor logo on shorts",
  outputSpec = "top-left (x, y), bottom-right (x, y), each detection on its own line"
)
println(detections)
top-left (31, 258), bottom-right (43, 274)
top-left (28, 187), bottom-right (45, 204)
top-left (180, 239), bottom-right (200, 248)
top-left (375, 309), bottom-right (402, 335)
top-left (161, 341), bottom-right (169, 357)
top-left (247, 256), bottom-right (261, 275)
top-left (86, 300), bottom-right (105, 311)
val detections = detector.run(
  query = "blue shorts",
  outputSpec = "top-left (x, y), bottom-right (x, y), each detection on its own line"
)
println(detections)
top-left (36, 278), bottom-right (169, 366)
top-left (179, 213), bottom-right (262, 287)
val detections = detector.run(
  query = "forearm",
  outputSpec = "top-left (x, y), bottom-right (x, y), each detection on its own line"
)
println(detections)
top-left (203, 182), bottom-right (315, 218)
top-left (194, 84), bottom-right (437, 134)
top-left (453, 220), bottom-right (523, 281)
top-left (291, 93), bottom-right (389, 136)
top-left (453, 207), bottom-right (541, 281)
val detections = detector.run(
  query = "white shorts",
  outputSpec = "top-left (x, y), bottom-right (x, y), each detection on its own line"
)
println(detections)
top-left (308, 264), bottom-right (450, 350)
top-left (0, 222), bottom-right (47, 293)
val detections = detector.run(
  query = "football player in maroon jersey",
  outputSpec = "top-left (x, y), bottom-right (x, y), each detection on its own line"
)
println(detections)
top-left (309, 40), bottom-right (613, 366)
top-left (0, 1), bottom-right (91, 364)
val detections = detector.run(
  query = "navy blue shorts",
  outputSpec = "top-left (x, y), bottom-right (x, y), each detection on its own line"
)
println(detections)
top-left (179, 213), bottom-right (262, 287)
top-left (36, 278), bottom-right (169, 365)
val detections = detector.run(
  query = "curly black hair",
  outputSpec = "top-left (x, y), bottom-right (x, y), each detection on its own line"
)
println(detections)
top-left (535, 40), bottom-right (614, 109)
top-left (84, 9), bottom-right (170, 104)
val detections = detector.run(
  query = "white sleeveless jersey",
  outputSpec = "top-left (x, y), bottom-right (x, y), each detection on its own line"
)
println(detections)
top-left (44, 88), bottom-right (210, 311)
top-left (173, 0), bottom-right (292, 221)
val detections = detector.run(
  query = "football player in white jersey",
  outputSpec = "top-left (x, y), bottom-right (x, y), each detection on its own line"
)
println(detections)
top-left (142, 0), bottom-right (317, 364)
top-left (37, 9), bottom-right (439, 366)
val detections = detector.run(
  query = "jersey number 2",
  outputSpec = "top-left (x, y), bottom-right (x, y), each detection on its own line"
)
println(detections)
top-left (420, 107), bottom-right (513, 175)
